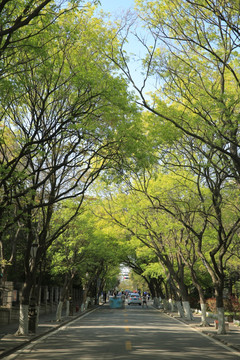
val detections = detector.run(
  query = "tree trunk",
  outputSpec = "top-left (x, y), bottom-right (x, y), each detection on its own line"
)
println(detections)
top-left (164, 280), bottom-right (170, 300)
top-left (82, 288), bottom-right (89, 310)
top-left (217, 307), bottom-right (226, 334)
top-left (28, 293), bottom-right (38, 334)
top-left (16, 281), bottom-right (32, 335)
top-left (148, 280), bottom-right (156, 299)
top-left (55, 273), bottom-right (71, 321)
top-left (176, 301), bottom-right (185, 318)
top-left (200, 303), bottom-right (209, 327)
top-left (16, 304), bottom-right (29, 335)
top-left (190, 274), bottom-right (210, 326)
top-left (66, 300), bottom-right (70, 316)
top-left (216, 284), bottom-right (226, 334)
top-left (56, 301), bottom-right (64, 322)
top-left (36, 284), bottom-right (42, 329)
top-left (154, 278), bottom-right (165, 299)
top-left (182, 301), bottom-right (194, 320)
top-left (168, 298), bottom-right (175, 312)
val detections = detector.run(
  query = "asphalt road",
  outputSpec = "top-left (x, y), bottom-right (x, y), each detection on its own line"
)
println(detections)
top-left (5, 303), bottom-right (240, 360)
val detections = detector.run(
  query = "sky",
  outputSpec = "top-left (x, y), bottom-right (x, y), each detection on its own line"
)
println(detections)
top-left (99, 0), bottom-right (135, 14)
top-left (96, 0), bottom-right (155, 96)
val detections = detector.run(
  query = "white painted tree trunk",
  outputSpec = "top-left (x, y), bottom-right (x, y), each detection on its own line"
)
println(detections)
top-left (66, 300), bottom-right (70, 316)
top-left (16, 304), bottom-right (29, 335)
top-left (217, 307), bottom-right (226, 334)
top-left (169, 299), bottom-right (175, 312)
top-left (200, 303), bottom-right (209, 326)
top-left (176, 301), bottom-right (185, 318)
top-left (85, 297), bottom-right (90, 310)
top-left (56, 301), bottom-right (63, 322)
top-left (182, 301), bottom-right (194, 320)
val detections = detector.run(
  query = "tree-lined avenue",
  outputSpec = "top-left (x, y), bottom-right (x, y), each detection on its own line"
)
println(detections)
top-left (7, 304), bottom-right (240, 360)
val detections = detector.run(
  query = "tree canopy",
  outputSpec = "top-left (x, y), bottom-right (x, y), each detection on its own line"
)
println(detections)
top-left (1, 0), bottom-right (240, 337)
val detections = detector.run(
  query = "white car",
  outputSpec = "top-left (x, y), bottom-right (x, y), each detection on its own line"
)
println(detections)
top-left (127, 293), bottom-right (142, 306)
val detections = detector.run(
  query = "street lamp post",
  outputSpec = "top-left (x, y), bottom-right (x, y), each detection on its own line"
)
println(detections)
top-left (28, 243), bottom-right (38, 334)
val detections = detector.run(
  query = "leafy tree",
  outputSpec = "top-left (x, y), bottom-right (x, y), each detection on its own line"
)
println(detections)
top-left (102, 0), bottom-right (240, 334)
top-left (1, 5), bottom-right (145, 335)
top-left (0, 0), bottom-right (99, 79)
top-left (48, 202), bottom-right (89, 321)
top-left (145, 168), bottom-right (239, 329)
top-left (115, 0), bottom-right (240, 182)
top-left (97, 161), bottom-right (240, 328)
top-left (48, 200), bottom-right (125, 320)
top-left (94, 178), bottom-right (191, 317)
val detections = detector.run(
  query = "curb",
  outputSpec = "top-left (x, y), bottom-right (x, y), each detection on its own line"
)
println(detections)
top-left (0, 306), bottom-right (100, 359)
top-left (161, 309), bottom-right (240, 354)
top-left (202, 331), bottom-right (240, 353)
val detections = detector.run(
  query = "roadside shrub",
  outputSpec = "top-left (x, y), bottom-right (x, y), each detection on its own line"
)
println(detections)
top-left (206, 295), bottom-right (240, 316)
top-left (224, 295), bottom-right (240, 316)
top-left (206, 297), bottom-right (216, 313)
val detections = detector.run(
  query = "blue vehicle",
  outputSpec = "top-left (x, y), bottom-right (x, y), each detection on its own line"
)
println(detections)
top-left (109, 294), bottom-right (125, 308)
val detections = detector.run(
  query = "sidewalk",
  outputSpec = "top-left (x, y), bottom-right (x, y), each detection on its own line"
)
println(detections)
top-left (163, 310), bottom-right (240, 353)
top-left (0, 308), bottom-right (93, 359)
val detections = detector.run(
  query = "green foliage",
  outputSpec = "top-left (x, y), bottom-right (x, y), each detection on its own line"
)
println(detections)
top-left (141, 262), bottom-right (164, 279)
top-left (2, 0), bottom-right (240, 307)
top-left (132, 0), bottom-right (240, 185)
top-left (47, 199), bottom-right (125, 289)
top-left (0, 1), bottom-right (148, 287)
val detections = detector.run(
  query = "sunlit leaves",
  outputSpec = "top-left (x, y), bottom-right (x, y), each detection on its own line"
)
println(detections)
top-left (132, 0), bottom-right (240, 182)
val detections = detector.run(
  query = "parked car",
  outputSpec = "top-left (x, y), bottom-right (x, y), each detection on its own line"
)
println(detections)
top-left (127, 293), bottom-right (142, 306)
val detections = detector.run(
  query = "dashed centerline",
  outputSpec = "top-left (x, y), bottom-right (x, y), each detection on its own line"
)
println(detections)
top-left (125, 340), bottom-right (132, 351)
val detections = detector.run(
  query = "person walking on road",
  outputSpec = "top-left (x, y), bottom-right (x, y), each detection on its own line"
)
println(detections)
top-left (142, 293), bottom-right (148, 308)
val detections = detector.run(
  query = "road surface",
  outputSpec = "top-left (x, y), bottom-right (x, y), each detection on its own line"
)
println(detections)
top-left (6, 303), bottom-right (240, 359)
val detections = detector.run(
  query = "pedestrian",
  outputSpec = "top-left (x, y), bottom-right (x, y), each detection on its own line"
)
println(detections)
top-left (142, 293), bottom-right (147, 308)
top-left (121, 293), bottom-right (125, 308)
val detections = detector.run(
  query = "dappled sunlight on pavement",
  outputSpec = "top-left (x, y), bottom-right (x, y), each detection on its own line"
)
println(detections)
top-left (0, 304), bottom-right (240, 359)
